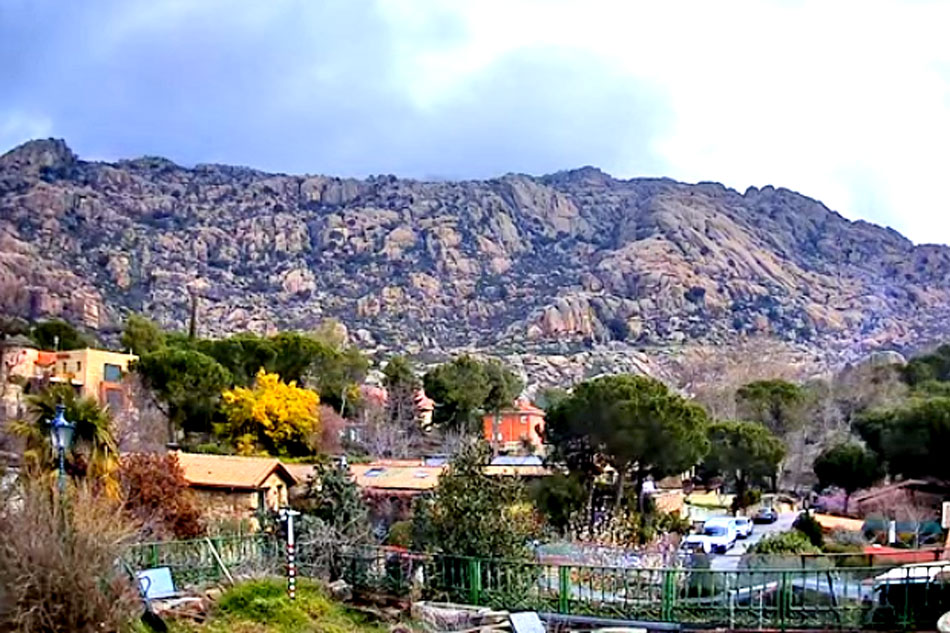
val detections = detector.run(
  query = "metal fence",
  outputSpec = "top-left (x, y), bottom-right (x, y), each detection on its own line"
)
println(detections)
top-left (338, 547), bottom-right (950, 631)
top-left (126, 534), bottom-right (281, 587)
top-left (124, 537), bottom-right (950, 630)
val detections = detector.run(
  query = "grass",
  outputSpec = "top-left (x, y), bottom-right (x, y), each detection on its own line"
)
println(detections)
top-left (166, 578), bottom-right (387, 633)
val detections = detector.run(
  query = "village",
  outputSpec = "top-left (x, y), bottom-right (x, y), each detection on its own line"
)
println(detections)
top-left (2, 318), bottom-right (950, 632)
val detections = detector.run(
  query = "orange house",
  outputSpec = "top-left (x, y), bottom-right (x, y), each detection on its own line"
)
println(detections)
top-left (482, 398), bottom-right (545, 454)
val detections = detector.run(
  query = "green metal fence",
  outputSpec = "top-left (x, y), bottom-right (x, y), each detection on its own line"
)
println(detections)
top-left (126, 534), bottom-right (281, 587)
top-left (124, 537), bottom-right (950, 630)
top-left (338, 547), bottom-right (950, 631)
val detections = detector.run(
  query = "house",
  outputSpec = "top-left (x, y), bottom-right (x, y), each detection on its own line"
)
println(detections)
top-left (482, 398), bottom-right (545, 453)
top-left (0, 338), bottom-right (137, 417)
top-left (175, 452), bottom-right (297, 524)
top-left (484, 454), bottom-right (551, 479)
top-left (852, 479), bottom-right (950, 522)
top-left (349, 459), bottom-right (446, 531)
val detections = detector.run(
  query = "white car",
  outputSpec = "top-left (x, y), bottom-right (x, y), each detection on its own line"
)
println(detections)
top-left (701, 517), bottom-right (738, 553)
top-left (681, 533), bottom-right (712, 555)
top-left (733, 516), bottom-right (754, 539)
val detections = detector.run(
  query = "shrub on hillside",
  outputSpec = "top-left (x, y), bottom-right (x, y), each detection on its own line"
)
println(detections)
top-left (119, 452), bottom-right (205, 539)
top-left (0, 479), bottom-right (139, 632)
top-left (750, 530), bottom-right (821, 555)
top-left (793, 511), bottom-right (824, 547)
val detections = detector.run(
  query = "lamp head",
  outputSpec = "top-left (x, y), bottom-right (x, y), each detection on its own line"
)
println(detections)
top-left (49, 403), bottom-right (75, 453)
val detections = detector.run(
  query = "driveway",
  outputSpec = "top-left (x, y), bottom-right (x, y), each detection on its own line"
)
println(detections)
top-left (710, 512), bottom-right (797, 571)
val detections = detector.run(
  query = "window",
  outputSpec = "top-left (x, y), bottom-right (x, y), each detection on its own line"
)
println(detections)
top-left (76, 361), bottom-right (82, 372)
top-left (105, 389), bottom-right (123, 412)
top-left (520, 415), bottom-right (528, 425)
top-left (103, 363), bottom-right (122, 382)
top-left (365, 468), bottom-right (385, 478)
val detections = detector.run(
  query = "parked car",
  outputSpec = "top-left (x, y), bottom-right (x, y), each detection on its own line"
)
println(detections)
top-left (753, 507), bottom-right (779, 524)
top-left (701, 518), bottom-right (738, 553)
top-left (733, 516), bottom-right (754, 538)
top-left (681, 534), bottom-right (712, 555)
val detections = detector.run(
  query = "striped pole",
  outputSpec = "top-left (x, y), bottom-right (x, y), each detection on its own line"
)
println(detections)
top-left (280, 508), bottom-right (300, 600)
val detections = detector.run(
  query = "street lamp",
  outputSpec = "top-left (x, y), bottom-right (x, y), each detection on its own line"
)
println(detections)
top-left (49, 403), bottom-right (75, 494)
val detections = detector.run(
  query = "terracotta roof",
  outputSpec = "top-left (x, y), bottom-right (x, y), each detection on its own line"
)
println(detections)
top-left (349, 462), bottom-right (445, 491)
top-left (175, 452), bottom-right (297, 490)
top-left (851, 479), bottom-right (946, 505)
top-left (813, 513), bottom-right (864, 532)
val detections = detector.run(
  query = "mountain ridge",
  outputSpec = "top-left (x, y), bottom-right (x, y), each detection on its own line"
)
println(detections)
top-left (2, 138), bottom-right (949, 379)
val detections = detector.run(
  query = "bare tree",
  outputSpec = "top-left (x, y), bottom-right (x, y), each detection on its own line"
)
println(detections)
top-left (113, 373), bottom-right (169, 454)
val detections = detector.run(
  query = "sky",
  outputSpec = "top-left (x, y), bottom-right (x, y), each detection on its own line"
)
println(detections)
top-left (2, 0), bottom-right (950, 244)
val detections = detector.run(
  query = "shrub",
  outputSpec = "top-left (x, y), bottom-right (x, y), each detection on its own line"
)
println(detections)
top-left (0, 479), bottom-right (139, 632)
top-left (119, 452), bottom-right (205, 539)
top-left (386, 520), bottom-right (413, 548)
top-left (750, 530), bottom-right (821, 555)
top-left (793, 511), bottom-right (824, 547)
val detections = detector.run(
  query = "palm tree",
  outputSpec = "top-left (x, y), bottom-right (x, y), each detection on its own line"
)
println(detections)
top-left (10, 384), bottom-right (119, 494)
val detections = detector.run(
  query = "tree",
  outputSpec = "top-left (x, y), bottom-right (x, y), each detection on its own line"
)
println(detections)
top-left (218, 369), bottom-right (320, 456)
top-left (134, 347), bottom-right (233, 436)
top-left (271, 332), bottom-right (325, 385)
top-left (530, 473), bottom-right (587, 537)
top-left (30, 319), bottom-right (92, 351)
top-left (292, 461), bottom-right (370, 543)
top-left (383, 355), bottom-right (420, 430)
top-left (11, 384), bottom-right (118, 493)
top-left (813, 442), bottom-right (882, 512)
top-left (196, 333), bottom-right (278, 387)
top-left (423, 356), bottom-right (522, 435)
top-left (903, 344), bottom-right (950, 386)
top-left (119, 453), bottom-right (204, 539)
top-left (120, 313), bottom-right (165, 356)
top-left (547, 374), bottom-right (709, 512)
top-left (412, 440), bottom-right (535, 559)
top-left (535, 387), bottom-right (569, 412)
top-left (306, 343), bottom-right (368, 416)
top-left (702, 420), bottom-right (785, 507)
top-left (736, 379), bottom-right (804, 435)
top-left (865, 397), bottom-right (950, 481)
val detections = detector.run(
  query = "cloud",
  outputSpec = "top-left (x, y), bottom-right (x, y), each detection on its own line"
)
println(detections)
top-left (1, 0), bottom-right (949, 244)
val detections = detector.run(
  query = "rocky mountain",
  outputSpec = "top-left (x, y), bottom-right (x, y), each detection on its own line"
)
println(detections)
top-left (2, 138), bottom-right (950, 376)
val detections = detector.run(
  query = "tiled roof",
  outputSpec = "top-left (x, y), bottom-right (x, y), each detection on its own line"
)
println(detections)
top-left (813, 513), bottom-right (864, 532)
top-left (349, 461), bottom-right (445, 491)
top-left (176, 452), bottom-right (297, 490)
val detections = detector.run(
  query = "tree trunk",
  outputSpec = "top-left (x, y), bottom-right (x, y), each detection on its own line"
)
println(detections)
top-left (614, 468), bottom-right (626, 512)
top-left (635, 467), bottom-right (645, 513)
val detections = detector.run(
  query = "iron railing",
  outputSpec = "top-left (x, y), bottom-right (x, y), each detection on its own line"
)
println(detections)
top-left (123, 537), bottom-right (950, 630)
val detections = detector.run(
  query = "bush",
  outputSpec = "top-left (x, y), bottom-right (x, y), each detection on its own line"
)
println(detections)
top-left (119, 453), bottom-right (205, 539)
top-left (793, 511), bottom-right (824, 547)
top-left (385, 520), bottom-right (413, 548)
top-left (750, 530), bottom-right (821, 555)
top-left (0, 479), bottom-right (139, 632)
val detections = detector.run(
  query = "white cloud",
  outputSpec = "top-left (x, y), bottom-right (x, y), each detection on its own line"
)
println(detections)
top-left (378, 0), bottom-right (950, 244)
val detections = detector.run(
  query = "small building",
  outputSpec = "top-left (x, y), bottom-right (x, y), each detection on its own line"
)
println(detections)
top-left (0, 339), bottom-right (137, 416)
top-left (176, 452), bottom-right (297, 524)
top-left (349, 459), bottom-right (445, 532)
top-left (484, 454), bottom-right (551, 479)
top-left (852, 479), bottom-right (950, 522)
top-left (482, 398), bottom-right (545, 453)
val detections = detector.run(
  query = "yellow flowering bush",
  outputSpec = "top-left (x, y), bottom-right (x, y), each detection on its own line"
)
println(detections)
top-left (219, 369), bottom-right (321, 456)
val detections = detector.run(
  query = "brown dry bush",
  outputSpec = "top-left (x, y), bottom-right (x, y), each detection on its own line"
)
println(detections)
top-left (0, 477), bottom-right (140, 632)
top-left (119, 452), bottom-right (205, 539)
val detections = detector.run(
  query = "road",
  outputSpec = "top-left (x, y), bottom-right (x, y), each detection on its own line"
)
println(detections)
top-left (710, 512), bottom-right (797, 571)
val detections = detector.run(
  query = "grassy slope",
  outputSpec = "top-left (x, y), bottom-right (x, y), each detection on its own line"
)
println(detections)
top-left (167, 579), bottom-right (386, 633)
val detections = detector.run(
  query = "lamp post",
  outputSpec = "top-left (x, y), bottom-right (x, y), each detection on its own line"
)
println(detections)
top-left (49, 403), bottom-right (75, 494)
